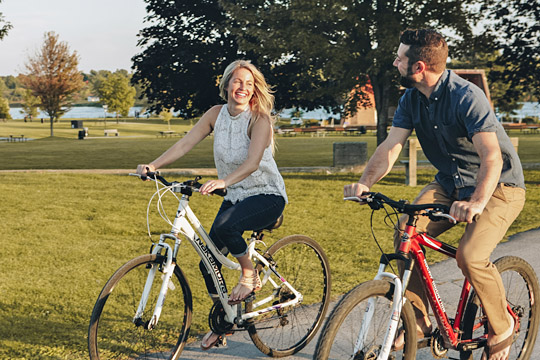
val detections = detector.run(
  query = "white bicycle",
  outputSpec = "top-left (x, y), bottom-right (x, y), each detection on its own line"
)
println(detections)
top-left (88, 172), bottom-right (331, 359)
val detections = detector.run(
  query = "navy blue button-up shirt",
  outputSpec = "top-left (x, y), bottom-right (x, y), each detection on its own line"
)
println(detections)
top-left (393, 70), bottom-right (525, 199)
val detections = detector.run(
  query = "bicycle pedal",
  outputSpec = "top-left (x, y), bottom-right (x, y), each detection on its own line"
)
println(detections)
top-left (218, 335), bottom-right (227, 347)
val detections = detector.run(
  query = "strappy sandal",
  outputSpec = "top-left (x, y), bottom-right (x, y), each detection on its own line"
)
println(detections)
top-left (228, 270), bottom-right (262, 305)
top-left (482, 316), bottom-right (518, 360)
top-left (200, 331), bottom-right (226, 351)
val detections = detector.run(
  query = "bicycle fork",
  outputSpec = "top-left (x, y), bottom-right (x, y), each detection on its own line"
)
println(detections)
top-left (354, 262), bottom-right (412, 360)
top-left (133, 234), bottom-right (177, 329)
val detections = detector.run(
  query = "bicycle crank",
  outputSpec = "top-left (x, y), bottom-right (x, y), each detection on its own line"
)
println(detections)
top-left (209, 301), bottom-right (234, 335)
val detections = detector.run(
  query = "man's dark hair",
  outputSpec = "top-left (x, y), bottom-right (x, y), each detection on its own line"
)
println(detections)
top-left (400, 29), bottom-right (448, 73)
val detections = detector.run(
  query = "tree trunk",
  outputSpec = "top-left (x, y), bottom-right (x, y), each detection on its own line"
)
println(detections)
top-left (370, 73), bottom-right (392, 145)
top-left (49, 116), bottom-right (54, 137)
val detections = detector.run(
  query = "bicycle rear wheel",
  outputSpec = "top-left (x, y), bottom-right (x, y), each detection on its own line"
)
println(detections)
top-left (246, 234), bottom-right (331, 357)
top-left (88, 254), bottom-right (193, 360)
top-left (314, 280), bottom-right (417, 360)
top-left (460, 256), bottom-right (540, 360)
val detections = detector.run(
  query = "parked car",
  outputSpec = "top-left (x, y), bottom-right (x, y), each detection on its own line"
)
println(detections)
top-left (290, 117), bottom-right (302, 125)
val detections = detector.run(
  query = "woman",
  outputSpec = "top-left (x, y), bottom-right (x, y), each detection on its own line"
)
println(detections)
top-left (136, 60), bottom-right (287, 350)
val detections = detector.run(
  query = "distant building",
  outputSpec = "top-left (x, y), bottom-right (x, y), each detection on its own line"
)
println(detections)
top-left (87, 96), bottom-right (100, 102)
top-left (340, 82), bottom-right (377, 127)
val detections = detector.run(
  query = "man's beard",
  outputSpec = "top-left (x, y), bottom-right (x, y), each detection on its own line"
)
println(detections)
top-left (399, 66), bottom-right (416, 88)
top-left (399, 75), bottom-right (416, 88)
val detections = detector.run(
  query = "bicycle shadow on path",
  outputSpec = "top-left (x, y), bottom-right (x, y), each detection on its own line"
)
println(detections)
top-left (180, 227), bottom-right (540, 360)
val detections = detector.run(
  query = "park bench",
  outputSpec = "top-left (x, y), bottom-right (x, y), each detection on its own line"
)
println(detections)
top-left (502, 123), bottom-right (540, 134)
top-left (104, 129), bottom-right (119, 136)
top-left (276, 128), bottom-right (296, 137)
top-left (8, 135), bottom-right (26, 142)
top-left (157, 130), bottom-right (183, 138)
top-left (400, 137), bottom-right (519, 186)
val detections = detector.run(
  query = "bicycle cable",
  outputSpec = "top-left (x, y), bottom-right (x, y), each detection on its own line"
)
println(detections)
top-left (369, 203), bottom-right (401, 276)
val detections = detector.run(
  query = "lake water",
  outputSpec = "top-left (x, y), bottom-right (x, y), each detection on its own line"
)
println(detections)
top-left (9, 106), bottom-right (145, 120)
top-left (8, 102), bottom-right (539, 120)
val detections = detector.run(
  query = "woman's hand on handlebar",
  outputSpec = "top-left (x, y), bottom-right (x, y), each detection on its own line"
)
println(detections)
top-left (136, 164), bottom-right (156, 180)
top-left (343, 182), bottom-right (370, 202)
top-left (200, 179), bottom-right (226, 196)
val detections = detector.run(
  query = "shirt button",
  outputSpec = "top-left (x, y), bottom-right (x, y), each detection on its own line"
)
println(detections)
top-left (434, 97), bottom-right (438, 100)
top-left (455, 175), bottom-right (459, 178)
top-left (434, 125), bottom-right (438, 129)
top-left (452, 158), bottom-right (456, 161)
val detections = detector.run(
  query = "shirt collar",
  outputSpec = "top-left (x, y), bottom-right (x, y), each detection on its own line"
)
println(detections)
top-left (429, 69), bottom-right (450, 102)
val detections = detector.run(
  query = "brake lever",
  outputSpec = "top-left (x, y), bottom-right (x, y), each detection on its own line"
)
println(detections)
top-left (428, 211), bottom-right (457, 224)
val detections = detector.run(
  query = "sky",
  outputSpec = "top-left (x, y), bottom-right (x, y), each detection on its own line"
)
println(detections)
top-left (0, 0), bottom-right (148, 76)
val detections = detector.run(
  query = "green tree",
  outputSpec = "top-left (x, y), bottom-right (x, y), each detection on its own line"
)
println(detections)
top-left (221, 0), bottom-right (481, 143)
top-left (482, 0), bottom-right (540, 101)
top-left (20, 89), bottom-right (40, 119)
top-left (0, 96), bottom-right (11, 121)
top-left (159, 108), bottom-right (173, 131)
top-left (20, 32), bottom-right (84, 136)
top-left (0, 0), bottom-right (12, 40)
top-left (96, 72), bottom-right (136, 119)
top-left (132, 0), bottom-right (240, 117)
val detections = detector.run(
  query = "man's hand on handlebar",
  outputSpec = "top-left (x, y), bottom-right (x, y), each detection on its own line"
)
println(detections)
top-left (450, 200), bottom-right (483, 224)
top-left (343, 183), bottom-right (370, 203)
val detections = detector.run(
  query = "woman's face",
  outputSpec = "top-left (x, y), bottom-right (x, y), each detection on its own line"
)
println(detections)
top-left (227, 67), bottom-right (255, 107)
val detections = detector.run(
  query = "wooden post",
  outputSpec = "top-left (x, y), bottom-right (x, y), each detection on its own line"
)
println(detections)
top-left (407, 138), bottom-right (418, 187)
top-left (510, 137), bottom-right (518, 153)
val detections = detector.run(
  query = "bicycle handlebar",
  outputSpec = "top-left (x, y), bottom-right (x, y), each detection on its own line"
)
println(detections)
top-left (131, 171), bottom-right (227, 197)
top-left (345, 192), bottom-right (458, 223)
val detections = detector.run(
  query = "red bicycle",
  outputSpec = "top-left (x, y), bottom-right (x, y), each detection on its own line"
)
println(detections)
top-left (314, 192), bottom-right (539, 360)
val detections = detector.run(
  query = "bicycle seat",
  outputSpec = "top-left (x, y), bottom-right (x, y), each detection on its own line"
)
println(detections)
top-left (255, 214), bottom-right (283, 233)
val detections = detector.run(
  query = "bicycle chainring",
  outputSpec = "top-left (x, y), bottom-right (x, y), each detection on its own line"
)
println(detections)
top-left (430, 328), bottom-right (449, 358)
top-left (208, 301), bottom-right (234, 335)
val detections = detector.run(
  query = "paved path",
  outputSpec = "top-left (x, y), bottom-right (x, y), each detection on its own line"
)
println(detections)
top-left (179, 228), bottom-right (540, 359)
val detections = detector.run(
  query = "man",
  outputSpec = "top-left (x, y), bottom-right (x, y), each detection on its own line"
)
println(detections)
top-left (344, 29), bottom-right (525, 360)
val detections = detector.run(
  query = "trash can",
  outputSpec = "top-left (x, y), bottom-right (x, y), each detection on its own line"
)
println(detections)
top-left (78, 130), bottom-right (85, 140)
top-left (71, 120), bottom-right (83, 128)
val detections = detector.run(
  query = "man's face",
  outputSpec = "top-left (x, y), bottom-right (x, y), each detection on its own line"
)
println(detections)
top-left (393, 43), bottom-right (416, 88)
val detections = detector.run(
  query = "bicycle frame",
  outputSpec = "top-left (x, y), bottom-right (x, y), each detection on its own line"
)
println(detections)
top-left (135, 190), bottom-right (303, 329)
top-left (375, 219), bottom-right (518, 352)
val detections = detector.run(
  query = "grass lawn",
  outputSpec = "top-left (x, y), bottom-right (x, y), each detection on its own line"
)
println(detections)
top-left (2, 170), bottom-right (540, 359)
top-left (1, 120), bottom-right (540, 358)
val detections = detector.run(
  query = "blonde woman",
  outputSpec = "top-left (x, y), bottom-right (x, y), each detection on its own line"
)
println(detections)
top-left (136, 60), bottom-right (287, 350)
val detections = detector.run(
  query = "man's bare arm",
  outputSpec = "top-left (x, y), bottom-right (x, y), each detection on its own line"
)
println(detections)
top-left (344, 127), bottom-right (411, 197)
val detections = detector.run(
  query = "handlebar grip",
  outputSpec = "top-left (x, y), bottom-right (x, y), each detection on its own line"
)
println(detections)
top-left (212, 188), bottom-right (227, 197)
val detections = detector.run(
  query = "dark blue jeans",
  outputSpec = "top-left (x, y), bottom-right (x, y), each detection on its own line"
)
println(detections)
top-left (199, 194), bottom-right (286, 297)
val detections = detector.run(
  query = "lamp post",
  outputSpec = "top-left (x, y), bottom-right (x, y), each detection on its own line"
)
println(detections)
top-left (103, 104), bottom-right (108, 130)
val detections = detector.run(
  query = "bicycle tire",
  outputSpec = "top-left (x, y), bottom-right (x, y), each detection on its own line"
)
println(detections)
top-left (246, 234), bottom-right (331, 357)
top-left (460, 256), bottom-right (540, 360)
top-left (88, 254), bottom-right (193, 360)
top-left (314, 280), bottom-right (417, 360)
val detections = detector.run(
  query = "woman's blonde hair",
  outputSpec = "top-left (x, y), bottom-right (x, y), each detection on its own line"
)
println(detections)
top-left (219, 60), bottom-right (276, 149)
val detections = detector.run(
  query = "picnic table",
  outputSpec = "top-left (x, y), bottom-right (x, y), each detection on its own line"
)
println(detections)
top-left (104, 129), bottom-right (119, 136)
top-left (157, 131), bottom-right (185, 138)
top-left (8, 135), bottom-right (26, 142)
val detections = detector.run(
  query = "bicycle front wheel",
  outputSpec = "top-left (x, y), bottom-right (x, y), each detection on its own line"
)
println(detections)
top-left (88, 254), bottom-right (193, 360)
top-left (314, 280), bottom-right (417, 360)
top-left (460, 256), bottom-right (540, 360)
top-left (247, 234), bottom-right (331, 357)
